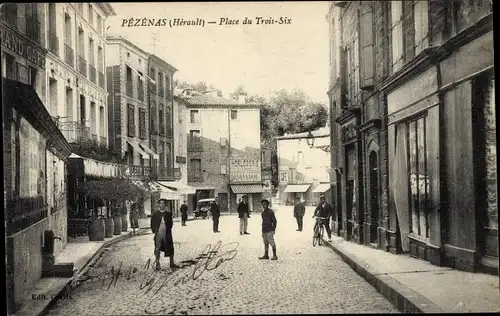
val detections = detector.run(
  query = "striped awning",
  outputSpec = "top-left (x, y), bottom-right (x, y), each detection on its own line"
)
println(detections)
top-left (230, 184), bottom-right (264, 194)
top-left (151, 181), bottom-right (181, 200)
top-left (157, 181), bottom-right (196, 195)
top-left (126, 139), bottom-right (148, 158)
top-left (284, 184), bottom-right (311, 193)
top-left (313, 183), bottom-right (331, 193)
top-left (139, 143), bottom-right (159, 160)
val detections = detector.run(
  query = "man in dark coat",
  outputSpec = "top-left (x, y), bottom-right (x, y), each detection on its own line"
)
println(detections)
top-left (151, 198), bottom-right (178, 270)
top-left (237, 195), bottom-right (251, 235)
top-left (293, 196), bottom-right (305, 231)
top-left (210, 197), bottom-right (221, 233)
top-left (259, 199), bottom-right (278, 260)
top-left (180, 201), bottom-right (188, 226)
top-left (313, 195), bottom-right (333, 242)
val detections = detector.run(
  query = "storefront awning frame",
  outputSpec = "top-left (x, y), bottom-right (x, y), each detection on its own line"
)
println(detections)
top-left (139, 143), bottom-right (159, 160)
top-left (126, 139), bottom-right (149, 158)
top-left (284, 184), bottom-right (311, 193)
top-left (312, 183), bottom-right (331, 193)
top-left (156, 181), bottom-right (197, 195)
top-left (230, 184), bottom-right (264, 194)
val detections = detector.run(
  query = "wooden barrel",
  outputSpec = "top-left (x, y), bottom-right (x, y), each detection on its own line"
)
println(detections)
top-left (113, 216), bottom-right (122, 235)
top-left (121, 214), bottom-right (128, 232)
top-left (104, 217), bottom-right (114, 238)
top-left (88, 219), bottom-right (105, 241)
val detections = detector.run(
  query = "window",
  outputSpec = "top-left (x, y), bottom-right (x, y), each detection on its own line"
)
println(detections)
top-left (25, 3), bottom-right (40, 42)
top-left (158, 72), bottom-right (164, 96)
top-left (297, 151), bottom-right (304, 164)
top-left (99, 106), bottom-right (105, 137)
top-left (280, 171), bottom-right (289, 183)
top-left (166, 143), bottom-right (172, 168)
top-left (190, 130), bottom-right (201, 142)
top-left (413, 1), bottom-right (429, 55)
top-left (150, 101), bottom-right (157, 133)
top-left (230, 110), bottom-right (238, 120)
top-left (29, 67), bottom-right (37, 88)
top-left (159, 141), bottom-right (165, 166)
top-left (407, 115), bottom-right (429, 239)
top-left (138, 75), bottom-right (144, 101)
top-left (220, 137), bottom-right (227, 147)
top-left (390, 1), bottom-right (404, 73)
top-left (159, 105), bottom-right (164, 135)
top-left (220, 164), bottom-right (227, 175)
top-left (127, 104), bottom-right (135, 137)
top-left (5, 54), bottom-right (16, 80)
top-left (165, 75), bottom-right (171, 97)
top-left (139, 109), bottom-right (146, 139)
top-left (96, 14), bottom-right (102, 34)
top-left (126, 66), bottom-right (133, 97)
top-left (1, 4), bottom-right (18, 26)
top-left (190, 158), bottom-right (202, 173)
top-left (149, 67), bottom-right (157, 93)
top-left (190, 110), bottom-right (200, 124)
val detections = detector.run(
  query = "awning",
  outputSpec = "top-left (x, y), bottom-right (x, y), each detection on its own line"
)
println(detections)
top-left (313, 183), bottom-right (331, 193)
top-left (151, 181), bottom-right (181, 200)
top-left (230, 184), bottom-right (264, 194)
top-left (284, 184), bottom-right (311, 193)
top-left (157, 181), bottom-right (196, 195)
top-left (126, 139), bottom-right (149, 158)
top-left (139, 143), bottom-right (159, 159)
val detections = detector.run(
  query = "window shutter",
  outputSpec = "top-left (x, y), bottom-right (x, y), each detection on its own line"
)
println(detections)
top-left (360, 3), bottom-right (374, 90)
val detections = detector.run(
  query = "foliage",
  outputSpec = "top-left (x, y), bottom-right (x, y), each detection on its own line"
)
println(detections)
top-left (70, 139), bottom-right (126, 164)
top-left (174, 80), bottom-right (223, 97)
top-left (78, 179), bottom-right (150, 208)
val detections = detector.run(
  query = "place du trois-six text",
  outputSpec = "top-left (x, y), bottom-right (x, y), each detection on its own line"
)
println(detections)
top-left (121, 16), bottom-right (292, 28)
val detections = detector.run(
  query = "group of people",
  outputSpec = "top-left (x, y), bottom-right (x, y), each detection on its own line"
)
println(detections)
top-left (150, 194), bottom-right (279, 270)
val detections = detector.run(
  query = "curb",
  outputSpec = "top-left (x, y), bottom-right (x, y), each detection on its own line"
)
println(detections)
top-left (37, 231), bottom-right (134, 316)
top-left (322, 238), bottom-right (444, 314)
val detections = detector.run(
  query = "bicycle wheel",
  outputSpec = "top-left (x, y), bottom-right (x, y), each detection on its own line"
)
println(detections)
top-left (312, 226), bottom-right (318, 247)
top-left (318, 225), bottom-right (324, 246)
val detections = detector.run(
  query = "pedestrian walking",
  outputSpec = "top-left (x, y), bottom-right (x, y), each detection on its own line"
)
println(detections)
top-left (237, 195), bottom-right (251, 235)
top-left (211, 197), bottom-right (221, 233)
top-left (258, 199), bottom-right (278, 260)
top-left (293, 196), bottom-right (305, 231)
top-left (313, 195), bottom-right (333, 242)
top-left (151, 198), bottom-right (179, 270)
top-left (180, 201), bottom-right (188, 226)
top-left (129, 200), bottom-right (141, 235)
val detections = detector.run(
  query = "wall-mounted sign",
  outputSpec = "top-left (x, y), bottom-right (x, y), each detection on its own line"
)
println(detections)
top-left (176, 156), bottom-right (187, 163)
top-left (229, 159), bottom-right (261, 183)
top-left (0, 28), bottom-right (46, 69)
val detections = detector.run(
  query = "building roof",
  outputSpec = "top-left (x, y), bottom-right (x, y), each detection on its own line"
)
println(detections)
top-left (96, 3), bottom-right (116, 17)
top-left (148, 54), bottom-right (178, 73)
top-left (176, 94), bottom-right (262, 108)
top-left (275, 126), bottom-right (330, 140)
top-left (106, 36), bottom-right (150, 57)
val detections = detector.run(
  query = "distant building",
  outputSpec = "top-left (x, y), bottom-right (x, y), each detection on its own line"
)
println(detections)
top-left (175, 92), bottom-right (264, 213)
top-left (276, 127), bottom-right (331, 206)
top-left (327, 1), bottom-right (496, 272)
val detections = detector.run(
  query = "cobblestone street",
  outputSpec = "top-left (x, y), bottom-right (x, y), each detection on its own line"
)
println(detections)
top-left (46, 206), bottom-right (398, 315)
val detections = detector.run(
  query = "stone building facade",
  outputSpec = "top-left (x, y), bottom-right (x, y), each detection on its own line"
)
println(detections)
top-left (176, 92), bottom-right (263, 213)
top-left (327, 0), bottom-right (496, 273)
top-left (1, 4), bottom-right (72, 313)
top-left (46, 3), bottom-right (114, 148)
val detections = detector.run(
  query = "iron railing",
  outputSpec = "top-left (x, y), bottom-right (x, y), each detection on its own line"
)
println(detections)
top-left (98, 71), bottom-right (105, 88)
top-left (48, 31), bottom-right (59, 56)
top-left (187, 142), bottom-right (203, 152)
top-left (58, 121), bottom-right (91, 143)
top-left (65, 44), bottom-right (74, 67)
top-left (78, 55), bottom-right (87, 77)
top-left (89, 64), bottom-right (96, 84)
top-left (188, 171), bottom-right (203, 182)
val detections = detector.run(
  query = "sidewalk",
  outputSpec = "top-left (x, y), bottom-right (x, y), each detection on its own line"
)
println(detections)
top-left (13, 228), bottom-right (139, 316)
top-left (323, 236), bottom-right (500, 313)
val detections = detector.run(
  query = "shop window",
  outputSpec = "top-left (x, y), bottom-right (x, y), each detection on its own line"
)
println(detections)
top-left (407, 115), bottom-right (429, 239)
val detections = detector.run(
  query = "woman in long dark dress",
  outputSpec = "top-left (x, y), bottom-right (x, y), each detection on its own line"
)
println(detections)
top-left (151, 198), bottom-right (178, 270)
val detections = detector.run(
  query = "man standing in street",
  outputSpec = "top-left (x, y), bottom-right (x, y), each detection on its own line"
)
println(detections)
top-left (313, 195), bottom-right (333, 242)
top-left (237, 195), bottom-right (251, 235)
top-left (211, 197), bottom-right (221, 233)
top-left (293, 196), bottom-right (305, 231)
top-left (259, 199), bottom-right (278, 260)
top-left (180, 201), bottom-right (188, 226)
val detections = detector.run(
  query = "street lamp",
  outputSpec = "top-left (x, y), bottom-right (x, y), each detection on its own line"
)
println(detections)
top-left (306, 131), bottom-right (331, 153)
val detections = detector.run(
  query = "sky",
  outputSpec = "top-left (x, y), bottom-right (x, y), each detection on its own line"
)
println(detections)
top-left (106, 2), bottom-right (330, 104)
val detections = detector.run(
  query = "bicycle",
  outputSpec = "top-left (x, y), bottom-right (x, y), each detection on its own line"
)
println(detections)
top-left (312, 216), bottom-right (327, 247)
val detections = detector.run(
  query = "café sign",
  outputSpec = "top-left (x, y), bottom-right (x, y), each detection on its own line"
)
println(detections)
top-left (1, 28), bottom-right (46, 69)
top-left (229, 159), bottom-right (261, 183)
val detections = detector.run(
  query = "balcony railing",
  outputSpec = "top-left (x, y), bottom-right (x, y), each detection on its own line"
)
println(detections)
top-left (89, 64), bottom-right (96, 84)
top-left (187, 142), bottom-right (203, 152)
top-left (99, 136), bottom-right (106, 146)
top-left (58, 121), bottom-right (91, 143)
top-left (78, 55), bottom-right (87, 77)
top-left (128, 165), bottom-right (153, 179)
top-left (153, 167), bottom-right (182, 181)
top-left (48, 31), bottom-right (59, 56)
top-left (65, 43), bottom-right (74, 67)
top-left (26, 16), bottom-right (41, 43)
top-left (188, 171), bottom-right (203, 182)
top-left (98, 71), bottom-right (105, 89)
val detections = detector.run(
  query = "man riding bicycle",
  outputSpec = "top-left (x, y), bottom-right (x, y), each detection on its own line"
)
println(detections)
top-left (313, 195), bottom-right (333, 242)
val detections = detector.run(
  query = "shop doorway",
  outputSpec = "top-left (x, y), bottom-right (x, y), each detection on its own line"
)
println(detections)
top-left (369, 151), bottom-right (380, 244)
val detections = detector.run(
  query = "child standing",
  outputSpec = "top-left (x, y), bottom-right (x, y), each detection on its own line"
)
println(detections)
top-left (258, 199), bottom-right (278, 260)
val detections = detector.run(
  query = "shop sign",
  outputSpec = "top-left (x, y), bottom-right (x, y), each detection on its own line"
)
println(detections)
top-left (229, 159), bottom-right (261, 183)
top-left (1, 28), bottom-right (46, 69)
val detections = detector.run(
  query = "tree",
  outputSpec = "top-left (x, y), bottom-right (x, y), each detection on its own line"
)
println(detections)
top-left (229, 85), bottom-right (248, 100)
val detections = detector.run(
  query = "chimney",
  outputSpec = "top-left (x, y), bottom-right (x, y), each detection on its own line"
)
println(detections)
top-left (238, 93), bottom-right (246, 104)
